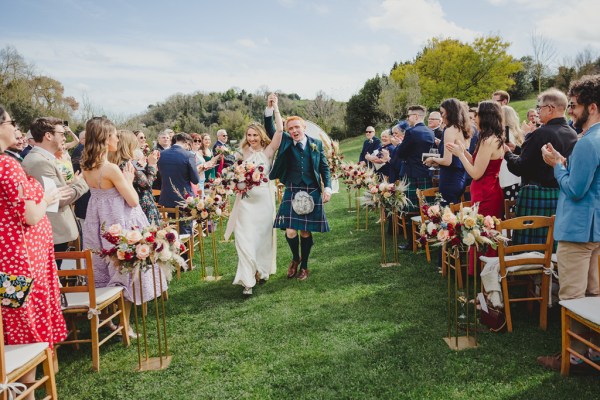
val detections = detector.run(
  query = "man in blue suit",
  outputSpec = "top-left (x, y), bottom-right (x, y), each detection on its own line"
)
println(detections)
top-left (537, 75), bottom-right (600, 372)
top-left (158, 132), bottom-right (200, 235)
top-left (359, 126), bottom-right (380, 169)
top-left (389, 105), bottom-right (435, 250)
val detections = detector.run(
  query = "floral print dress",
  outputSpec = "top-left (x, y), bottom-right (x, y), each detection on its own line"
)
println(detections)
top-left (119, 161), bottom-right (161, 225)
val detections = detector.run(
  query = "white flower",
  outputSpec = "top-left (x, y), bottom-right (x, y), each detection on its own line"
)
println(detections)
top-left (427, 222), bottom-right (436, 235)
top-left (125, 230), bottom-right (143, 245)
top-left (136, 244), bottom-right (151, 260)
top-left (463, 233), bottom-right (476, 246)
top-left (107, 224), bottom-right (123, 236)
top-left (2, 280), bottom-right (10, 288)
top-left (16, 291), bottom-right (24, 299)
top-left (5, 285), bottom-right (15, 295)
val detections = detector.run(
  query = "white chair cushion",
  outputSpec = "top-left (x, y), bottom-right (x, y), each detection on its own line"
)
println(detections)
top-left (560, 297), bottom-right (600, 325)
top-left (411, 216), bottom-right (422, 223)
top-left (4, 342), bottom-right (48, 375)
top-left (179, 234), bottom-right (191, 241)
top-left (63, 286), bottom-right (123, 310)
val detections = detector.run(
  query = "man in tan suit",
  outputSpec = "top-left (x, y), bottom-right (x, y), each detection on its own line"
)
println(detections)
top-left (22, 117), bottom-right (89, 267)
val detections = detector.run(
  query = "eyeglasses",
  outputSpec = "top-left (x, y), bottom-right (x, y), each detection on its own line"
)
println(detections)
top-left (194, 139), bottom-right (202, 143)
top-left (365, 131), bottom-right (374, 133)
top-left (536, 104), bottom-right (553, 111)
top-left (1, 120), bottom-right (17, 127)
top-left (567, 103), bottom-right (577, 109)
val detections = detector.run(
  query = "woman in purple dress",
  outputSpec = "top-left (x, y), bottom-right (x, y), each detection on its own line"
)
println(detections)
top-left (81, 117), bottom-right (166, 337)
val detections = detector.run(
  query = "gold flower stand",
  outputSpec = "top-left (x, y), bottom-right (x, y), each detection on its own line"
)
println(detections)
top-left (380, 208), bottom-right (400, 268)
top-left (199, 227), bottom-right (222, 282)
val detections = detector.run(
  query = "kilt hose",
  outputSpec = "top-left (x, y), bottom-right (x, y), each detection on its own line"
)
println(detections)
top-left (513, 184), bottom-right (559, 250)
top-left (274, 184), bottom-right (330, 233)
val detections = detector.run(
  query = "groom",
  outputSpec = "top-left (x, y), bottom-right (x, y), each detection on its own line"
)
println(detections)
top-left (266, 110), bottom-right (332, 281)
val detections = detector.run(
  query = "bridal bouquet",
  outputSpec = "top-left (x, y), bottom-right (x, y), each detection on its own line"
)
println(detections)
top-left (322, 138), bottom-right (344, 179)
top-left (418, 201), bottom-right (505, 249)
top-left (221, 160), bottom-right (268, 198)
top-left (99, 223), bottom-right (186, 281)
top-left (362, 176), bottom-right (411, 214)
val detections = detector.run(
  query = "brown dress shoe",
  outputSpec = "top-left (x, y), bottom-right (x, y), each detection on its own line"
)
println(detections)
top-left (537, 353), bottom-right (592, 374)
top-left (287, 260), bottom-right (300, 278)
top-left (296, 269), bottom-right (309, 281)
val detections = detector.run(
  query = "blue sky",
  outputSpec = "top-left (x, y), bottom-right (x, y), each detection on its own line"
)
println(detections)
top-left (2, 0), bottom-right (598, 116)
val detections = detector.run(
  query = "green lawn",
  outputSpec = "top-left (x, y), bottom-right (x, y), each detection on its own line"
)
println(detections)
top-left (54, 136), bottom-right (598, 399)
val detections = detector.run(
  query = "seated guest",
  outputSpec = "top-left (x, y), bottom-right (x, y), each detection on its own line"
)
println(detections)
top-left (504, 88), bottom-right (578, 245)
top-left (359, 126), bottom-right (381, 169)
top-left (22, 117), bottom-right (89, 265)
top-left (4, 126), bottom-right (25, 162)
top-left (537, 75), bottom-right (600, 372)
top-left (424, 98), bottom-right (470, 205)
top-left (0, 105), bottom-right (68, 390)
top-left (366, 129), bottom-right (395, 181)
top-left (109, 130), bottom-right (162, 225)
top-left (390, 105), bottom-right (435, 250)
top-left (158, 132), bottom-right (200, 235)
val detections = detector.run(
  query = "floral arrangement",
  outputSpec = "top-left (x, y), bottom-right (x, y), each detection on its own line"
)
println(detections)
top-left (418, 201), bottom-right (506, 249)
top-left (340, 163), bottom-right (372, 191)
top-left (362, 176), bottom-right (411, 214)
top-left (99, 223), bottom-right (186, 281)
top-left (220, 160), bottom-right (269, 198)
top-left (177, 189), bottom-right (229, 222)
top-left (321, 138), bottom-right (344, 178)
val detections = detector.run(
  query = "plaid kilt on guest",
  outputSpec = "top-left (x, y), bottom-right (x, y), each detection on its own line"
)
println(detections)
top-left (274, 184), bottom-right (330, 232)
top-left (513, 184), bottom-right (559, 248)
top-left (406, 176), bottom-right (433, 212)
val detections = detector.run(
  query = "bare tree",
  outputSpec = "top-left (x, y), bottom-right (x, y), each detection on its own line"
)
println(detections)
top-left (530, 30), bottom-right (556, 93)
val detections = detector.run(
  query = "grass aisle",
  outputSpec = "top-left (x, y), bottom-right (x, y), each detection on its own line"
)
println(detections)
top-left (56, 137), bottom-right (597, 399)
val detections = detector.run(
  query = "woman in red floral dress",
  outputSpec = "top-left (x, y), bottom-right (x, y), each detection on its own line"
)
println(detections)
top-left (0, 106), bottom-right (69, 388)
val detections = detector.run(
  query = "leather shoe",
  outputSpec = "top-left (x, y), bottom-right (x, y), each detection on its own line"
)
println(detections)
top-left (398, 243), bottom-right (413, 251)
top-left (537, 353), bottom-right (593, 374)
top-left (287, 260), bottom-right (300, 278)
top-left (296, 269), bottom-right (309, 281)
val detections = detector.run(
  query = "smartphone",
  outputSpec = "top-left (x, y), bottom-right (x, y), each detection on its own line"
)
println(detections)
top-left (132, 161), bottom-right (145, 171)
top-left (504, 126), bottom-right (510, 143)
top-left (63, 120), bottom-right (69, 127)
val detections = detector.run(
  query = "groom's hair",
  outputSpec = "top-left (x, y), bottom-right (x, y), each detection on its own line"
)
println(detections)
top-left (285, 116), bottom-right (305, 129)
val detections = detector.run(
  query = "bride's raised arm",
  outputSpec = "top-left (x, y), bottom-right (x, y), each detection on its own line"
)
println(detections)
top-left (264, 93), bottom-right (284, 158)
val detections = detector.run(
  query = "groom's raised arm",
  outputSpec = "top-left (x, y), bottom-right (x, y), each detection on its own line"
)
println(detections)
top-left (264, 108), bottom-right (276, 140)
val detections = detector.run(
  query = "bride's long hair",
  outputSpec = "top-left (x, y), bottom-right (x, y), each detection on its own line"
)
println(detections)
top-left (239, 123), bottom-right (271, 150)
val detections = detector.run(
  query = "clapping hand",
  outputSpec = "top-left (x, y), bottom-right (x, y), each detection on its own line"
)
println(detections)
top-left (445, 142), bottom-right (464, 157)
top-left (541, 143), bottom-right (565, 167)
top-left (147, 150), bottom-right (159, 166)
top-left (123, 161), bottom-right (136, 183)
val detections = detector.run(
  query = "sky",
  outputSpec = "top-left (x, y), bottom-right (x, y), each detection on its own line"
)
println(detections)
top-left (1, 0), bottom-right (598, 117)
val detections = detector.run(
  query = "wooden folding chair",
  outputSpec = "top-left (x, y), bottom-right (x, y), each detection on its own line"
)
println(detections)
top-left (460, 185), bottom-right (471, 203)
top-left (0, 308), bottom-right (58, 400)
top-left (157, 206), bottom-right (195, 278)
top-left (440, 201), bottom-right (472, 288)
top-left (55, 250), bottom-right (130, 371)
top-left (488, 215), bottom-right (555, 332)
top-left (411, 187), bottom-right (440, 263)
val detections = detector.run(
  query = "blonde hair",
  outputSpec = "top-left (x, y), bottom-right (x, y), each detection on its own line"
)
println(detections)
top-left (502, 105), bottom-right (524, 146)
top-left (81, 116), bottom-right (116, 171)
top-left (240, 123), bottom-right (271, 150)
top-left (199, 133), bottom-right (212, 157)
top-left (108, 129), bottom-right (137, 165)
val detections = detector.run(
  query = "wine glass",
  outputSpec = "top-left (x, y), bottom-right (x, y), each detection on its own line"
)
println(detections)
top-left (428, 147), bottom-right (439, 170)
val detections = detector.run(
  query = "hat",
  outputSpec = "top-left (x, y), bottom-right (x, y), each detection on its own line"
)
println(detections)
top-left (396, 120), bottom-right (410, 131)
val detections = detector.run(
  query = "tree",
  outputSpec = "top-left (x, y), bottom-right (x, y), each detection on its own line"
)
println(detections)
top-left (391, 36), bottom-right (522, 108)
top-left (530, 30), bottom-right (556, 93)
top-left (304, 91), bottom-right (345, 133)
top-left (508, 56), bottom-right (534, 100)
top-left (344, 76), bottom-right (382, 138)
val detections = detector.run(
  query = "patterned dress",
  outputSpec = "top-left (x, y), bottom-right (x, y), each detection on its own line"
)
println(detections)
top-left (0, 155), bottom-right (67, 347)
top-left (119, 161), bottom-right (161, 225)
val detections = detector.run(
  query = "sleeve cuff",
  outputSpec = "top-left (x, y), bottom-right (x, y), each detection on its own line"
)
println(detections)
top-left (264, 107), bottom-right (274, 117)
top-left (324, 187), bottom-right (332, 195)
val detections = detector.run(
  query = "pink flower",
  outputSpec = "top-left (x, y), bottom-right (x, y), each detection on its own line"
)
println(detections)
top-left (125, 230), bottom-right (143, 245)
top-left (200, 210), bottom-right (209, 219)
top-left (117, 250), bottom-right (126, 260)
top-left (483, 215), bottom-right (495, 229)
top-left (136, 244), bottom-right (151, 260)
top-left (252, 172), bottom-right (261, 182)
top-left (370, 186), bottom-right (378, 194)
top-left (107, 224), bottom-right (123, 236)
top-left (185, 196), bottom-right (195, 204)
top-left (437, 229), bottom-right (450, 242)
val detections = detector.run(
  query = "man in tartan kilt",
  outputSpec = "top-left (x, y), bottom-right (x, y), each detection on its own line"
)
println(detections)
top-left (265, 112), bottom-right (332, 281)
top-left (389, 105), bottom-right (435, 250)
top-left (504, 88), bottom-right (577, 246)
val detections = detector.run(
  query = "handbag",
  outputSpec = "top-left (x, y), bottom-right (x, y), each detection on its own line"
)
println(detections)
top-left (480, 306), bottom-right (506, 333)
top-left (0, 272), bottom-right (34, 308)
top-left (291, 191), bottom-right (315, 215)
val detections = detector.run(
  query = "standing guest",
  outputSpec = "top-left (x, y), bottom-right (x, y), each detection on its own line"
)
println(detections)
top-left (190, 133), bottom-right (217, 198)
top-left (522, 109), bottom-right (540, 135)
top-left (157, 133), bottom-right (201, 235)
top-left (22, 117), bottom-right (89, 266)
top-left (133, 130), bottom-right (150, 157)
top-left (109, 130), bottom-right (162, 225)
top-left (71, 131), bottom-right (85, 173)
top-left (504, 88), bottom-right (578, 245)
top-left (492, 90), bottom-right (510, 106)
top-left (213, 129), bottom-right (235, 174)
top-left (367, 129), bottom-right (396, 180)
top-left (358, 126), bottom-right (381, 169)
top-left (0, 105), bottom-right (68, 391)
top-left (4, 126), bottom-right (25, 162)
top-left (151, 129), bottom-right (172, 193)
top-left (264, 110), bottom-right (332, 281)
top-left (446, 101), bottom-right (505, 274)
top-left (425, 98), bottom-right (470, 205)
top-left (200, 133), bottom-right (216, 182)
top-left (81, 116), bottom-right (166, 337)
top-left (428, 111), bottom-right (444, 143)
top-left (55, 143), bottom-right (75, 184)
top-left (537, 75), bottom-right (600, 371)
top-left (499, 106), bottom-right (524, 202)
top-left (390, 120), bottom-right (409, 146)
top-left (20, 130), bottom-right (35, 158)
top-left (62, 124), bottom-right (80, 151)
top-left (390, 105), bottom-right (435, 251)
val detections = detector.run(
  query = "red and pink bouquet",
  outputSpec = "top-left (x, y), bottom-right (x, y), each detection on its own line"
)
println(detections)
top-left (176, 188), bottom-right (230, 222)
top-left (222, 160), bottom-right (269, 198)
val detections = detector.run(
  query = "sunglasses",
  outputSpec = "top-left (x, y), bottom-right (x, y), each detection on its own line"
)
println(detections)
top-left (2, 120), bottom-right (17, 127)
top-left (365, 131), bottom-right (375, 133)
top-left (194, 139), bottom-right (202, 143)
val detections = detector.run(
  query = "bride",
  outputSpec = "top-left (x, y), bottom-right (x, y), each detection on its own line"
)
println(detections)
top-left (225, 93), bottom-right (283, 295)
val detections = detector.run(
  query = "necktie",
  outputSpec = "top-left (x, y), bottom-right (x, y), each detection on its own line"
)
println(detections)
top-left (296, 141), bottom-right (304, 151)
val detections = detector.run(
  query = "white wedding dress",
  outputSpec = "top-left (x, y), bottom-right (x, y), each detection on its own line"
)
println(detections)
top-left (225, 149), bottom-right (277, 288)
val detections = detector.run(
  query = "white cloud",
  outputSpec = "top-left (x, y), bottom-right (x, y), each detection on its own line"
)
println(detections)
top-left (311, 3), bottom-right (330, 15)
top-left (367, 0), bottom-right (479, 44)
top-left (236, 38), bottom-right (257, 48)
top-left (535, 0), bottom-right (600, 50)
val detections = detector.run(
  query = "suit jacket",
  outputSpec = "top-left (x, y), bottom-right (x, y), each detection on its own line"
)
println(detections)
top-left (553, 124), bottom-right (600, 242)
top-left (22, 147), bottom-right (89, 244)
top-left (263, 114), bottom-right (331, 190)
top-left (359, 137), bottom-right (381, 167)
top-left (505, 117), bottom-right (577, 187)
top-left (157, 145), bottom-right (200, 207)
top-left (389, 122), bottom-right (435, 182)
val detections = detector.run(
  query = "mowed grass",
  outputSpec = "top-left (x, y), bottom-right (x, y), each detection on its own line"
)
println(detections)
top-left (54, 136), bottom-right (598, 399)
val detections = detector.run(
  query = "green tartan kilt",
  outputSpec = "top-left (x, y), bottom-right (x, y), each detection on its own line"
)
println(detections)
top-left (274, 184), bottom-right (330, 232)
top-left (513, 185), bottom-right (558, 248)
top-left (406, 176), bottom-right (433, 212)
